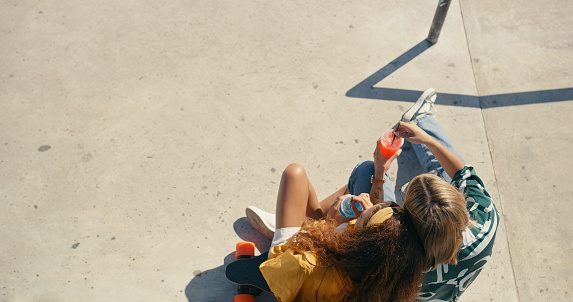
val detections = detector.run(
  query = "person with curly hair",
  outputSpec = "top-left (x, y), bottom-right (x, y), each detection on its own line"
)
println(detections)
top-left (258, 162), bottom-right (426, 302)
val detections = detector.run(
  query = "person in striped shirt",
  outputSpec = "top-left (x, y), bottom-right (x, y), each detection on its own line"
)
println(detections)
top-left (391, 88), bottom-right (500, 301)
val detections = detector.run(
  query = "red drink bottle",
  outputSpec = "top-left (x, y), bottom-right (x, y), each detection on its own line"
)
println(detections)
top-left (378, 130), bottom-right (404, 157)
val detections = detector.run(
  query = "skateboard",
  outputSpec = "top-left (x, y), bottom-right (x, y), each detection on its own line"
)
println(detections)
top-left (225, 242), bottom-right (272, 302)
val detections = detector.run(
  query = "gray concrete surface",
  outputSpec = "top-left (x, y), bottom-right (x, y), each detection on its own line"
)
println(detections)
top-left (1, 0), bottom-right (571, 301)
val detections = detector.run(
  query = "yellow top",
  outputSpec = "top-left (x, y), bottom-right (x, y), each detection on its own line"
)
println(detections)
top-left (259, 220), bottom-right (356, 302)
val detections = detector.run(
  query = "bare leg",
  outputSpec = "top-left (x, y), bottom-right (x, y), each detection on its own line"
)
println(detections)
top-left (275, 163), bottom-right (349, 229)
top-left (275, 163), bottom-right (325, 228)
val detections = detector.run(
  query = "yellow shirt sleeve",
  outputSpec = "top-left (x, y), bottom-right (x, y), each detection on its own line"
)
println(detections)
top-left (261, 246), bottom-right (353, 302)
top-left (260, 245), bottom-right (313, 302)
top-left (260, 228), bottom-right (356, 302)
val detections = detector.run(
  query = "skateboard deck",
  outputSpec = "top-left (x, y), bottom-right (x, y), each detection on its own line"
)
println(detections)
top-left (225, 251), bottom-right (272, 295)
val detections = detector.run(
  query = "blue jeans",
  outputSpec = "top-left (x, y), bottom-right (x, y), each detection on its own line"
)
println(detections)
top-left (347, 115), bottom-right (465, 201)
top-left (410, 115), bottom-right (466, 183)
top-left (347, 161), bottom-right (397, 202)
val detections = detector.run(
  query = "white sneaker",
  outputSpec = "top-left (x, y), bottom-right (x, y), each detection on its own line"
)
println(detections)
top-left (246, 206), bottom-right (276, 239)
top-left (401, 88), bottom-right (438, 122)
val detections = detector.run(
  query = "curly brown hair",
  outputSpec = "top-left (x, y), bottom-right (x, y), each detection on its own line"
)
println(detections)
top-left (286, 202), bottom-right (426, 302)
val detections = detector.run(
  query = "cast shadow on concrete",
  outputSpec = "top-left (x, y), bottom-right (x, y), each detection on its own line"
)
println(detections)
top-left (185, 252), bottom-right (236, 301)
top-left (479, 88), bottom-right (573, 108)
top-left (184, 219), bottom-right (272, 301)
top-left (233, 217), bottom-right (272, 254)
top-left (184, 245), bottom-right (276, 301)
top-left (346, 39), bottom-right (573, 108)
top-left (346, 39), bottom-right (434, 103)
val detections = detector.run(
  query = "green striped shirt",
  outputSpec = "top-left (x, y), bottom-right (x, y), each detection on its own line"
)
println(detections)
top-left (417, 166), bottom-right (500, 301)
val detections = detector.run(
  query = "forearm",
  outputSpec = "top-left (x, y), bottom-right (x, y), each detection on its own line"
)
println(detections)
top-left (319, 185), bottom-right (348, 216)
top-left (370, 169), bottom-right (386, 205)
top-left (370, 182), bottom-right (384, 205)
top-left (425, 138), bottom-right (465, 178)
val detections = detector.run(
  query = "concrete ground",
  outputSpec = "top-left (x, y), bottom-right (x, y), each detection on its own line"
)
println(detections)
top-left (1, 0), bottom-right (571, 301)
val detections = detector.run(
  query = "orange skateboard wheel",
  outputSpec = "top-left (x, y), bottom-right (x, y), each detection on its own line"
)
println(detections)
top-left (234, 294), bottom-right (255, 302)
top-left (235, 241), bottom-right (255, 259)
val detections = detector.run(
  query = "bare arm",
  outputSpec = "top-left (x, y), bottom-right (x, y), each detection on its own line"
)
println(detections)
top-left (424, 137), bottom-right (465, 178)
top-left (319, 185), bottom-right (348, 215)
top-left (370, 138), bottom-right (402, 204)
top-left (370, 181), bottom-right (385, 205)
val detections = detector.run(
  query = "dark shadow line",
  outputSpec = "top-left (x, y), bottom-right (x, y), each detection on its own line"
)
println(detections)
top-left (346, 40), bottom-right (573, 108)
top-left (348, 87), bottom-right (481, 107)
top-left (348, 87), bottom-right (573, 109)
top-left (480, 88), bottom-right (573, 108)
top-left (346, 40), bottom-right (433, 99)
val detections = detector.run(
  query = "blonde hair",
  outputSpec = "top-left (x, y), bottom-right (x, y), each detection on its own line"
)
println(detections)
top-left (403, 174), bottom-right (473, 269)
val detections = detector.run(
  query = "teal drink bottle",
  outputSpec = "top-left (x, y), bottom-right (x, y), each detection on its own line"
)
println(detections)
top-left (339, 196), bottom-right (363, 218)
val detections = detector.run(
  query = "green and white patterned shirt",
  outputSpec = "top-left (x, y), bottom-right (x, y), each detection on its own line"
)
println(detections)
top-left (417, 166), bottom-right (500, 301)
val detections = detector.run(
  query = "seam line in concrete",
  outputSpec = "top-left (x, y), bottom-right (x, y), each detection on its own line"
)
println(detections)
top-left (457, 1), bottom-right (521, 301)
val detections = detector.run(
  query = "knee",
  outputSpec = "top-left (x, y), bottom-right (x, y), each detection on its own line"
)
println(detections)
top-left (351, 160), bottom-right (375, 177)
top-left (282, 163), bottom-right (307, 180)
